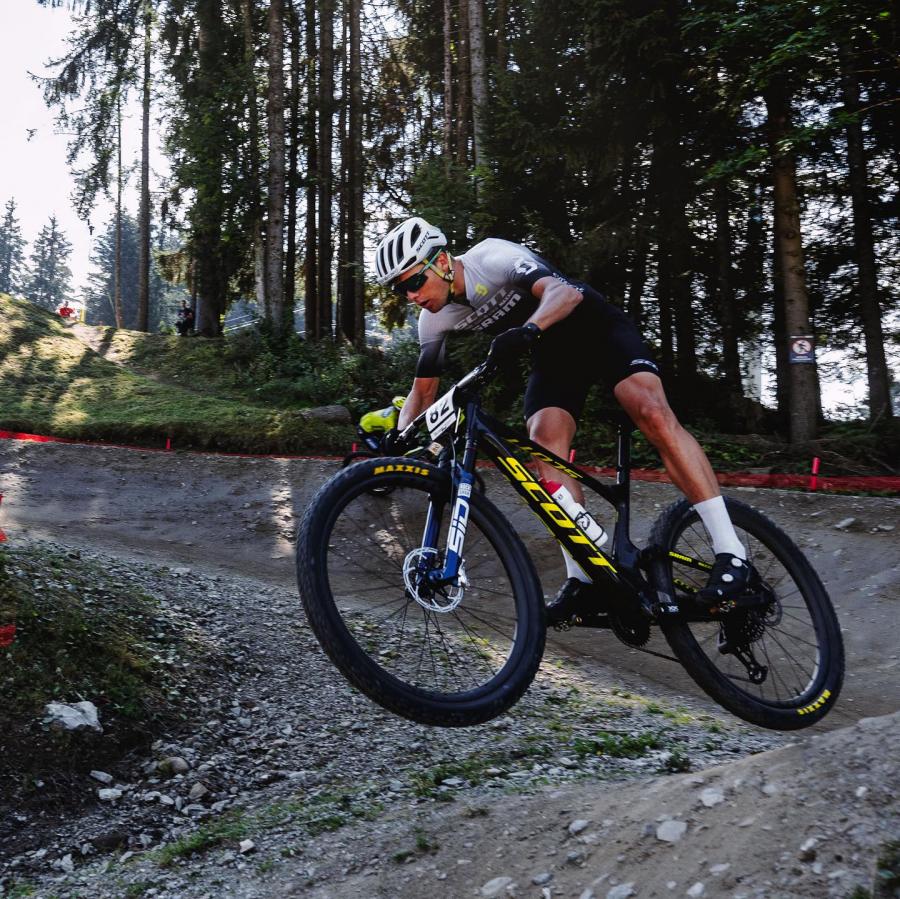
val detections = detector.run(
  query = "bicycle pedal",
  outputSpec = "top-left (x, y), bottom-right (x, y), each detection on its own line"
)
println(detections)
top-left (552, 613), bottom-right (609, 632)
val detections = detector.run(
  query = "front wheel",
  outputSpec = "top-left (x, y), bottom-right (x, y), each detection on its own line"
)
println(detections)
top-left (296, 458), bottom-right (545, 726)
top-left (649, 498), bottom-right (844, 730)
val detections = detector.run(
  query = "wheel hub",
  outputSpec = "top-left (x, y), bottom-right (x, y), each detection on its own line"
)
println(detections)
top-left (402, 547), bottom-right (467, 613)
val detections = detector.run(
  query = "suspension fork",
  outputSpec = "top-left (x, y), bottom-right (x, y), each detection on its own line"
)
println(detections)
top-left (422, 403), bottom-right (480, 586)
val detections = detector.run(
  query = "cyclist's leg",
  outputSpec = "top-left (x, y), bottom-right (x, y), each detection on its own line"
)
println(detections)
top-left (523, 344), bottom-right (603, 622)
top-left (613, 372), bottom-right (719, 504)
top-left (615, 374), bottom-right (753, 601)
top-left (589, 302), bottom-right (751, 601)
top-left (523, 321), bottom-right (591, 501)
top-left (526, 406), bottom-right (578, 494)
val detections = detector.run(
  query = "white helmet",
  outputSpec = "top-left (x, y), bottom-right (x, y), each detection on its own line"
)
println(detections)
top-left (374, 216), bottom-right (447, 286)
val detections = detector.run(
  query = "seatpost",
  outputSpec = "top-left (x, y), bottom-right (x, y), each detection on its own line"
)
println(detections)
top-left (613, 423), bottom-right (632, 547)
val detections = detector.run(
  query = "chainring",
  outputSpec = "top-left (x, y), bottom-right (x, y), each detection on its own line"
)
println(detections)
top-left (609, 611), bottom-right (651, 647)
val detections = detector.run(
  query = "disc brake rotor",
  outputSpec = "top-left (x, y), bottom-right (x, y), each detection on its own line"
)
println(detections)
top-left (402, 547), bottom-right (467, 613)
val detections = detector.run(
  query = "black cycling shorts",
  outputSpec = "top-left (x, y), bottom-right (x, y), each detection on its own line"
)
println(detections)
top-left (523, 297), bottom-right (659, 422)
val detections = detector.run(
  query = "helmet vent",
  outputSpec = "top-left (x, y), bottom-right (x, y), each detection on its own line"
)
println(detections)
top-left (410, 223), bottom-right (421, 245)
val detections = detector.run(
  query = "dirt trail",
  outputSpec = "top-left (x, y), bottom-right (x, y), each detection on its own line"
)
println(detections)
top-left (2, 438), bottom-right (897, 728)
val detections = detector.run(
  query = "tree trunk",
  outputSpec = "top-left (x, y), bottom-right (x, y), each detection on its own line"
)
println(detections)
top-left (266, 0), bottom-right (286, 332)
top-left (285, 1), bottom-right (301, 329)
top-left (317, 0), bottom-right (334, 339)
top-left (349, 0), bottom-right (365, 346)
top-left (714, 181), bottom-right (741, 393)
top-left (765, 82), bottom-right (818, 444)
top-left (336, 6), bottom-right (348, 341)
top-left (137, 0), bottom-right (151, 332)
top-left (114, 95), bottom-right (124, 329)
top-left (304, 0), bottom-right (318, 339)
top-left (455, 0), bottom-right (471, 165)
top-left (670, 201), bottom-right (697, 392)
top-left (242, 0), bottom-right (266, 313)
top-left (842, 68), bottom-right (893, 420)
top-left (496, 0), bottom-right (507, 70)
top-left (442, 0), bottom-right (453, 163)
top-left (468, 0), bottom-right (487, 170)
top-left (194, 0), bottom-right (227, 336)
top-left (650, 145), bottom-right (674, 380)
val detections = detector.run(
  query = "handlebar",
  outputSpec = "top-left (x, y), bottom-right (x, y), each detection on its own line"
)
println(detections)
top-left (398, 356), bottom-right (499, 443)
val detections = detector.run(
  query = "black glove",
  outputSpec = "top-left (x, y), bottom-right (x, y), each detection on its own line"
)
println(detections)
top-left (488, 323), bottom-right (542, 368)
top-left (381, 428), bottom-right (411, 456)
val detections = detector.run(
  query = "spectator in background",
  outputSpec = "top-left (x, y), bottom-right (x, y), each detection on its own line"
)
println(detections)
top-left (176, 301), bottom-right (194, 336)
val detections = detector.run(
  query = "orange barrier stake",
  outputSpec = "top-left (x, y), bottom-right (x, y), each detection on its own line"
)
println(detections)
top-left (165, 436), bottom-right (172, 451)
top-left (0, 492), bottom-right (6, 543)
top-left (810, 456), bottom-right (821, 492)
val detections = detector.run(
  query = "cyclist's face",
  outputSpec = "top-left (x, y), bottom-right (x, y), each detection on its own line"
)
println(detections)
top-left (395, 254), bottom-right (450, 313)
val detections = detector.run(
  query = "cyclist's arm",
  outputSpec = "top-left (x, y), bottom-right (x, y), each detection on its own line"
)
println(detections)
top-left (525, 276), bottom-right (584, 332)
top-left (398, 377), bottom-right (440, 429)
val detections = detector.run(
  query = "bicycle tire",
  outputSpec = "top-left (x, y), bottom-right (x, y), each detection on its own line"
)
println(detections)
top-left (649, 498), bottom-right (844, 730)
top-left (296, 457), bottom-right (545, 726)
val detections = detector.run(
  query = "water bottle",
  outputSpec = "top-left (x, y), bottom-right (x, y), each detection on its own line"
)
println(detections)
top-left (539, 478), bottom-right (608, 547)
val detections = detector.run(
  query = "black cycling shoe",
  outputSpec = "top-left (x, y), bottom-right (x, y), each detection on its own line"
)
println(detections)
top-left (696, 553), bottom-right (758, 610)
top-left (546, 578), bottom-right (607, 629)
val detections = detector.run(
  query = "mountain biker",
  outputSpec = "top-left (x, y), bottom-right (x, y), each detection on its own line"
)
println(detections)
top-left (374, 216), bottom-right (754, 625)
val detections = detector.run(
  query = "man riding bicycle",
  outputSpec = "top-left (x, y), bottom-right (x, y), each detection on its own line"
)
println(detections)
top-left (374, 216), bottom-right (753, 624)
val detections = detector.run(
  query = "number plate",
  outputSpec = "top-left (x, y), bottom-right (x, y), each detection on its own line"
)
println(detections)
top-left (424, 387), bottom-right (458, 440)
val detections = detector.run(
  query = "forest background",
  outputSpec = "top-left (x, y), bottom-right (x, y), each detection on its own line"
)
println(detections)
top-left (0, 0), bottom-right (897, 450)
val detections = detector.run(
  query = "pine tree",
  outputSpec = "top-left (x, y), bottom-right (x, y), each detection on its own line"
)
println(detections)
top-left (27, 216), bottom-right (73, 311)
top-left (0, 199), bottom-right (27, 296)
top-left (84, 213), bottom-right (140, 327)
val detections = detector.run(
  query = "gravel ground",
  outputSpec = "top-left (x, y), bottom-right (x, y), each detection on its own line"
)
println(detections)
top-left (0, 441), bottom-right (898, 897)
top-left (1, 536), bottom-right (794, 898)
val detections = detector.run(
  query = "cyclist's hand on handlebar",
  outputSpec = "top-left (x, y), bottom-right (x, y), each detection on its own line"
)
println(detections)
top-left (381, 428), bottom-right (413, 456)
top-left (487, 323), bottom-right (542, 369)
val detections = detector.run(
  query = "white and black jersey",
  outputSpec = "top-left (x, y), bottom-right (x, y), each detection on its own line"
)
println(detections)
top-left (414, 237), bottom-right (659, 421)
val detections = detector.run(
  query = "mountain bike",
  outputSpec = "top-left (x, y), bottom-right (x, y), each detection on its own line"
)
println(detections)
top-left (296, 356), bottom-right (844, 731)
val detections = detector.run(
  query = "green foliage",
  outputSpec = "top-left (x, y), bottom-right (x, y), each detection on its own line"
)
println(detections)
top-left (0, 542), bottom-right (196, 791)
top-left (83, 214), bottom-right (189, 331)
top-left (26, 215), bottom-right (73, 311)
top-left (572, 730), bottom-right (663, 759)
top-left (155, 812), bottom-right (251, 867)
top-left (874, 840), bottom-right (900, 898)
top-left (0, 198), bottom-right (28, 296)
top-left (409, 159), bottom-right (478, 248)
top-left (0, 294), bottom-right (354, 454)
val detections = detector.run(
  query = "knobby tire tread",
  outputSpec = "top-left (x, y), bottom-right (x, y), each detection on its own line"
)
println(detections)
top-left (296, 458), bottom-right (546, 727)
top-left (650, 497), bottom-right (844, 730)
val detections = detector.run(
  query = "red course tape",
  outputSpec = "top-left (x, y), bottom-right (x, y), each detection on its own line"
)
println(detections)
top-left (1, 430), bottom-right (897, 494)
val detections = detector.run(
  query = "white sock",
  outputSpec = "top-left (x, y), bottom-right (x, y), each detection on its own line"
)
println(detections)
top-left (693, 496), bottom-right (747, 560)
top-left (562, 549), bottom-right (591, 582)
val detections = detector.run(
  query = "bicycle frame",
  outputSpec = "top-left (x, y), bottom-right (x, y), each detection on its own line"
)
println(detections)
top-left (419, 397), bottom-right (682, 620)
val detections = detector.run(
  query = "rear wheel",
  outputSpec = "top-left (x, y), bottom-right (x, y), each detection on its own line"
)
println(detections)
top-left (296, 458), bottom-right (545, 726)
top-left (650, 498), bottom-right (844, 730)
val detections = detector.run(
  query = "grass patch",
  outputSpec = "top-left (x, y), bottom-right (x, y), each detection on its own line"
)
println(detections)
top-left (123, 881), bottom-right (159, 897)
top-left (3, 294), bottom-right (897, 475)
top-left (874, 839), bottom-right (900, 898)
top-left (155, 812), bottom-right (251, 867)
top-left (0, 294), bottom-right (355, 453)
top-left (154, 789), bottom-right (385, 868)
top-left (573, 731), bottom-right (664, 759)
top-left (4, 882), bottom-right (39, 898)
top-left (0, 542), bottom-right (201, 796)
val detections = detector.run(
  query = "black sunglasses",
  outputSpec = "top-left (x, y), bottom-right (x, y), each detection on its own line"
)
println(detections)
top-left (391, 267), bottom-right (429, 298)
top-left (390, 250), bottom-right (440, 298)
